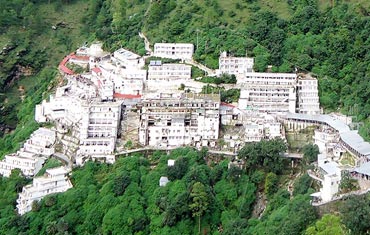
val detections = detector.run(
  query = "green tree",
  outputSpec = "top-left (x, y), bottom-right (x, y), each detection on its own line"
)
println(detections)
top-left (340, 194), bottom-right (370, 234)
top-left (302, 143), bottom-right (319, 164)
top-left (189, 182), bottom-right (209, 234)
top-left (264, 172), bottom-right (278, 199)
top-left (305, 214), bottom-right (346, 235)
top-left (238, 138), bottom-right (288, 174)
top-left (113, 171), bottom-right (131, 196)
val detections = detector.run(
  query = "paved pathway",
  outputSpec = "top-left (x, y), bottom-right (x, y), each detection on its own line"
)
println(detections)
top-left (54, 152), bottom-right (73, 170)
top-left (139, 32), bottom-right (153, 56)
top-left (184, 59), bottom-right (216, 76)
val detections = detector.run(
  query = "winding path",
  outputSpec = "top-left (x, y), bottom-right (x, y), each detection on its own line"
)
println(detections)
top-left (54, 152), bottom-right (73, 170)
top-left (139, 32), bottom-right (153, 56)
top-left (184, 59), bottom-right (216, 76)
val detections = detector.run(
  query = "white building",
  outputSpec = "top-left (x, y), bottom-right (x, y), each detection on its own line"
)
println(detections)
top-left (153, 43), bottom-right (194, 60)
top-left (94, 59), bottom-right (146, 96)
top-left (0, 128), bottom-right (56, 177)
top-left (159, 176), bottom-right (169, 187)
top-left (217, 51), bottom-right (254, 76)
top-left (148, 61), bottom-right (191, 80)
top-left (168, 159), bottom-right (175, 166)
top-left (0, 152), bottom-right (45, 177)
top-left (314, 127), bottom-right (338, 154)
top-left (238, 72), bottom-right (297, 113)
top-left (297, 74), bottom-right (320, 115)
top-left (77, 102), bottom-right (122, 161)
top-left (16, 167), bottom-right (72, 215)
top-left (35, 75), bottom-right (123, 165)
top-left (113, 48), bottom-right (145, 69)
top-left (23, 128), bottom-right (56, 156)
top-left (313, 160), bottom-right (341, 202)
top-left (139, 93), bottom-right (220, 148)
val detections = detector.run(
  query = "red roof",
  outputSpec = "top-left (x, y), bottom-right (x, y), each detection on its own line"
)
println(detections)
top-left (58, 54), bottom-right (74, 75)
top-left (70, 54), bottom-right (89, 61)
top-left (113, 93), bottom-right (142, 99)
top-left (58, 52), bottom-right (89, 75)
top-left (92, 67), bottom-right (102, 74)
top-left (221, 102), bottom-right (236, 108)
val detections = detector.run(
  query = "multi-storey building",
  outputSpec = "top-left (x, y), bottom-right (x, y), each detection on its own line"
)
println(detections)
top-left (0, 128), bottom-right (55, 177)
top-left (238, 72), bottom-right (297, 113)
top-left (0, 152), bottom-right (45, 177)
top-left (23, 128), bottom-right (56, 156)
top-left (113, 48), bottom-right (145, 69)
top-left (16, 167), bottom-right (72, 215)
top-left (139, 93), bottom-right (220, 148)
top-left (35, 75), bottom-right (122, 165)
top-left (217, 51), bottom-right (254, 76)
top-left (153, 43), bottom-right (194, 60)
top-left (77, 102), bottom-right (122, 159)
top-left (296, 74), bottom-right (320, 115)
top-left (148, 61), bottom-right (192, 80)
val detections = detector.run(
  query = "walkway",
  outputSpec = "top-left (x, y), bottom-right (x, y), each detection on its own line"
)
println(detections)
top-left (139, 32), bottom-right (153, 56)
top-left (307, 169), bottom-right (323, 182)
top-left (54, 152), bottom-right (73, 170)
top-left (282, 152), bottom-right (303, 159)
top-left (115, 147), bottom-right (237, 157)
top-left (184, 59), bottom-right (216, 76)
top-left (312, 188), bottom-right (370, 206)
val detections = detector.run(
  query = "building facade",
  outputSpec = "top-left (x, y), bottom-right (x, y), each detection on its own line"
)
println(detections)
top-left (238, 72), bottom-right (297, 113)
top-left (217, 51), bottom-right (254, 76)
top-left (139, 93), bottom-right (220, 148)
top-left (148, 62), bottom-right (191, 80)
top-left (16, 167), bottom-right (72, 215)
top-left (296, 74), bottom-right (320, 115)
top-left (153, 43), bottom-right (194, 60)
top-left (0, 128), bottom-right (55, 177)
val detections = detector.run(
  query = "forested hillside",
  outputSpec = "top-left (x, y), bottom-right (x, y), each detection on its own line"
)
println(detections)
top-left (0, 143), bottom-right (366, 234)
top-left (0, 0), bottom-right (369, 234)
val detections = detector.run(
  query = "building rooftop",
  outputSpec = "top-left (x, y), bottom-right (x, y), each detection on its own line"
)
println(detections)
top-left (354, 161), bottom-right (370, 176)
top-left (283, 113), bottom-right (350, 133)
top-left (154, 43), bottom-right (193, 47)
top-left (114, 48), bottom-right (140, 60)
top-left (284, 113), bottom-right (370, 157)
top-left (46, 167), bottom-right (69, 176)
top-left (320, 161), bottom-right (339, 175)
top-left (341, 131), bottom-right (370, 156)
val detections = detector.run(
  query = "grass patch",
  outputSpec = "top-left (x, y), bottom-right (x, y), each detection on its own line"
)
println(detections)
top-left (339, 152), bottom-right (356, 167)
top-left (36, 158), bottom-right (63, 177)
top-left (286, 126), bottom-right (316, 153)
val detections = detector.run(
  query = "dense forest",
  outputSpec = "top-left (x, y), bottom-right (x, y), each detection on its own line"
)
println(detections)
top-left (0, 143), bottom-right (358, 234)
top-left (0, 0), bottom-right (370, 234)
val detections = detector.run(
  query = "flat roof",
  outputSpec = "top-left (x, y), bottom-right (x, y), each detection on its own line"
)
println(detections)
top-left (46, 167), bottom-right (69, 175)
top-left (154, 43), bottom-right (193, 47)
top-left (114, 48), bottom-right (140, 60)
top-left (320, 161), bottom-right (339, 175)
top-left (34, 128), bottom-right (55, 137)
top-left (244, 72), bottom-right (297, 78)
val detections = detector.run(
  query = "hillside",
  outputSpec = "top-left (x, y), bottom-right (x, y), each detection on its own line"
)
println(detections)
top-left (1, 0), bottom-right (369, 145)
top-left (0, 0), bottom-right (369, 234)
